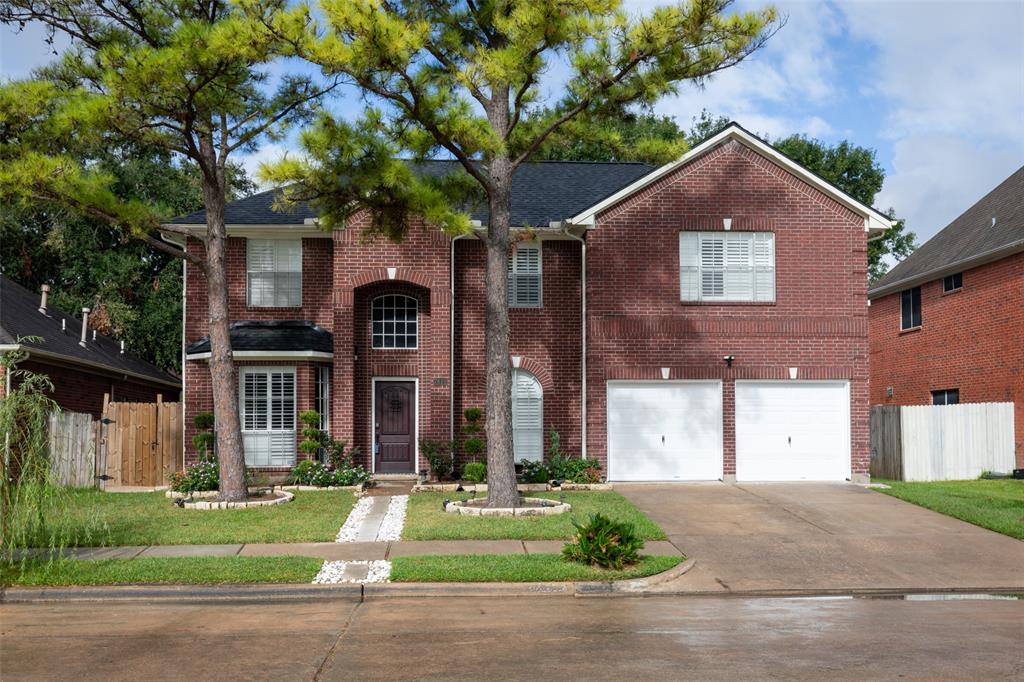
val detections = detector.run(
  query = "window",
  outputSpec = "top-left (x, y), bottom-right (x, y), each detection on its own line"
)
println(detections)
top-left (511, 369), bottom-right (543, 461)
top-left (239, 367), bottom-right (296, 466)
top-left (943, 272), bottom-right (963, 292)
top-left (508, 244), bottom-right (542, 307)
top-left (372, 294), bottom-right (418, 349)
top-left (680, 231), bottom-right (775, 302)
top-left (900, 286), bottom-right (922, 330)
top-left (247, 239), bottom-right (302, 307)
top-left (315, 366), bottom-right (330, 433)
top-left (932, 389), bottom-right (960, 405)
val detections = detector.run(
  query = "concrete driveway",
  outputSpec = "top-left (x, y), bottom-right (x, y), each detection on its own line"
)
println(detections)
top-left (618, 482), bottom-right (1024, 594)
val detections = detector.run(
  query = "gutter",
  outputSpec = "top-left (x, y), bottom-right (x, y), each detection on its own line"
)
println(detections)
top-left (0, 344), bottom-right (181, 389)
top-left (868, 238), bottom-right (1024, 299)
top-left (558, 223), bottom-right (588, 460)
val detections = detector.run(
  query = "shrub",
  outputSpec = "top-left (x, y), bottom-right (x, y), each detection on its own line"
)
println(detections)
top-left (287, 459), bottom-right (370, 487)
top-left (462, 461), bottom-right (487, 482)
top-left (420, 439), bottom-right (454, 480)
top-left (546, 428), bottom-right (602, 483)
top-left (462, 437), bottom-right (484, 459)
top-left (461, 407), bottom-right (484, 460)
top-left (519, 459), bottom-right (550, 483)
top-left (192, 412), bottom-right (216, 461)
top-left (299, 410), bottom-right (321, 427)
top-left (562, 513), bottom-right (644, 569)
top-left (170, 458), bottom-right (220, 492)
top-left (463, 407), bottom-right (483, 423)
top-left (193, 412), bottom-right (215, 431)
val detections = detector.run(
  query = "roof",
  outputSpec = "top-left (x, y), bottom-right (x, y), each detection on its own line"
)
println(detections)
top-left (167, 160), bottom-right (656, 228)
top-left (569, 122), bottom-right (894, 234)
top-left (185, 320), bottom-right (333, 357)
top-left (0, 275), bottom-right (181, 387)
top-left (869, 166), bottom-right (1024, 298)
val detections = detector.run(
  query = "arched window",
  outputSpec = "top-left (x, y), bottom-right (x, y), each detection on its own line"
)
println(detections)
top-left (372, 294), bottom-right (418, 349)
top-left (511, 369), bottom-right (543, 461)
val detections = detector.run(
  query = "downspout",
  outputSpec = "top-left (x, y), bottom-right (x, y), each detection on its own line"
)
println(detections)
top-left (561, 225), bottom-right (587, 459)
top-left (449, 234), bottom-right (465, 443)
top-left (181, 253), bottom-right (188, 471)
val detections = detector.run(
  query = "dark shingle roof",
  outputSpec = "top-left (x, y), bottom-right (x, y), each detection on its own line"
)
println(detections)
top-left (185, 320), bottom-right (333, 355)
top-left (168, 160), bottom-right (656, 228)
top-left (0, 275), bottom-right (180, 387)
top-left (870, 166), bottom-right (1024, 297)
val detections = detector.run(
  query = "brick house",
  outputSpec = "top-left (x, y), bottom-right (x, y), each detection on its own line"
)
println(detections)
top-left (0, 275), bottom-right (181, 417)
top-left (868, 166), bottom-right (1023, 468)
top-left (168, 123), bottom-right (891, 482)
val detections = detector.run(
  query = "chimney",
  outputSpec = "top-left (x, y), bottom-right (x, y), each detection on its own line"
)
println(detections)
top-left (38, 284), bottom-right (50, 314)
top-left (79, 308), bottom-right (90, 347)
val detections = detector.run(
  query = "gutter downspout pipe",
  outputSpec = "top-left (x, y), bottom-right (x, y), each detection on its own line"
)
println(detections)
top-left (560, 223), bottom-right (587, 459)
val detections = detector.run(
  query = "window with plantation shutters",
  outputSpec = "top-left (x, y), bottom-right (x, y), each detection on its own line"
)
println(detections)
top-left (240, 367), bottom-right (296, 466)
top-left (679, 231), bottom-right (775, 302)
top-left (247, 239), bottom-right (302, 307)
top-left (511, 369), bottom-right (543, 461)
top-left (508, 244), bottom-right (542, 307)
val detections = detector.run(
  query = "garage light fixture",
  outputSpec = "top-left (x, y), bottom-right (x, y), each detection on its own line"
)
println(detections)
top-left (723, 355), bottom-right (735, 368)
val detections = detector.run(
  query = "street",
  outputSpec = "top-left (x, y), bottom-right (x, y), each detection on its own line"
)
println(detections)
top-left (2, 593), bottom-right (1022, 681)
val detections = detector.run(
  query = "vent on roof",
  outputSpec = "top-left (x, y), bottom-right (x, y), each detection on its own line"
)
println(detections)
top-left (79, 308), bottom-right (90, 348)
top-left (38, 284), bottom-right (50, 314)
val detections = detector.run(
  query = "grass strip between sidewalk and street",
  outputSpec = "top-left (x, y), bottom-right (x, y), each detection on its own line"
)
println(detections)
top-left (390, 554), bottom-right (682, 582)
top-left (402, 491), bottom-right (666, 541)
top-left (1, 556), bottom-right (324, 587)
top-left (873, 479), bottom-right (1024, 540)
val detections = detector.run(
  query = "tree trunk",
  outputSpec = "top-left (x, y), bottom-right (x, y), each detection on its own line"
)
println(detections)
top-left (483, 160), bottom-right (518, 508)
top-left (200, 157), bottom-right (248, 502)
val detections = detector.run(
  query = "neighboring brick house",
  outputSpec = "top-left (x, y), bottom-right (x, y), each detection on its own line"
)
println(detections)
top-left (167, 123), bottom-right (891, 482)
top-left (868, 166), bottom-right (1023, 468)
top-left (0, 276), bottom-right (181, 417)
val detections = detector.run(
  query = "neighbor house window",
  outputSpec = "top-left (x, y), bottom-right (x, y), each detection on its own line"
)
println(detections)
top-left (239, 367), bottom-right (296, 466)
top-left (680, 231), bottom-right (775, 302)
top-left (900, 286), bottom-right (922, 330)
top-left (247, 239), bottom-right (302, 307)
top-left (511, 369), bottom-right (543, 461)
top-left (943, 272), bottom-right (963, 292)
top-left (372, 294), bottom-right (418, 349)
top-left (931, 389), bottom-right (959, 405)
top-left (508, 244), bottom-right (542, 307)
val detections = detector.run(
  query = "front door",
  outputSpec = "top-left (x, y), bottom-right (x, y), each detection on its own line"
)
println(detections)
top-left (374, 380), bottom-right (415, 473)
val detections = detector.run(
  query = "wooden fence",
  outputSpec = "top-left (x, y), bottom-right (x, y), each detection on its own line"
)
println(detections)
top-left (48, 411), bottom-right (99, 487)
top-left (101, 398), bottom-right (183, 488)
top-left (870, 402), bottom-right (1016, 481)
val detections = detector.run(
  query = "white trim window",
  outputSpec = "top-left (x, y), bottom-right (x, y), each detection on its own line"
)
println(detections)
top-left (239, 367), bottom-right (296, 466)
top-left (372, 294), bottom-right (418, 349)
top-left (511, 369), bottom-right (543, 461)
top-left (247, 239), bottom-right (302, 307)
top-left (680, 231), bottom-right (775, 302)
top-left (315, 366), bottom-right (330, 433)
top-left (508, 243), bottom-right (542, 307)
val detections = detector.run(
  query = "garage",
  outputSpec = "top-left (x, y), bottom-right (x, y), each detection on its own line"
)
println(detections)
top-left (735, 381), bottom-right (850, 481)
top-left (607, 381), bottom-right (722, 481)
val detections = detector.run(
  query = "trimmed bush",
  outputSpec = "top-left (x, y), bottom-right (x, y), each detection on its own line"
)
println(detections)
top-left (562, 513), bottom-right (644, 569)
top-left (519, 459), bottom-right (550, 483)
top-left (420, 439), bottom-right (455, 480)
top-left (462, 461), bottom-right (487, 482)
top-left (169, 459), bottom-right (219, 493)
top-left (287, 460), bottom-right (370, 487)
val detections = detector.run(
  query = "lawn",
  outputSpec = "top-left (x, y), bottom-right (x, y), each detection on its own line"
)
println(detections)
top-left (390, 554), bottom-right (681, 582)
top-left (874, 479), bottom-right (1024, 540)
top-left (23, 489), bottom-right (357, 547)
top-left (1, 556), bottom-right (323, 587)
top-left (402, 491), bottom-right (666, 541)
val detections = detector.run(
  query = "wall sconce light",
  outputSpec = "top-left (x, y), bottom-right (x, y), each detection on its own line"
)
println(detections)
top-left (353, 345), bottom-right (359, 362)
top-left (723, 355), bottom-right (735, 368)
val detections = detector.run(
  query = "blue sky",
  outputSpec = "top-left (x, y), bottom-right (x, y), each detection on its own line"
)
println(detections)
top-left (2, 0), bottom-right (1022, 243)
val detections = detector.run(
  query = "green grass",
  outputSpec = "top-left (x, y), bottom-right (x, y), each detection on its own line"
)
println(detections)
top-left (402, 492), bottom-right (666, 541)
top-left (874, 479), bottom-right (1024, 540)
top-left (0, 556), bottom-right (323, 587)
top-left (23, 489), bottom-right (357, 547)
top-left (391, 553), bottom-right (682, 582)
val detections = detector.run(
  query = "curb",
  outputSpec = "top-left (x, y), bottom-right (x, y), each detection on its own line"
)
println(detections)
top-left (0, 583), bottom-right (363, 604)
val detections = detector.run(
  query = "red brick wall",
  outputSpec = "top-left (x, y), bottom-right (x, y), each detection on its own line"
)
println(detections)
top-left (869, 252), bottom-right (1024, 467)
top-left (587, 139), bottom-right (871, 478)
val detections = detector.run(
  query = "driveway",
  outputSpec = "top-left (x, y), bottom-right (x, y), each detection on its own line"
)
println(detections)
top-left (618, 482), bottom-right (1024, 594)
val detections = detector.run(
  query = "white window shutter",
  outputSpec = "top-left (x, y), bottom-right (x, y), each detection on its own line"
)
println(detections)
top-left (239, 367), bottom-right (296, 466)
top-left (754, 233), bottom-right (775, 301)
top-left (700, 235), bottom-right (725, 298)
top-left (679, 232), bottom-right (700, 301)
top-left (724, 234), bottom-right (753, 300)
top-left (508, 244), bottom-right (542, 307)
top-left (247, 239), bottom-right (302, 307)
top-left (511, 370), bottom-right (543, 461)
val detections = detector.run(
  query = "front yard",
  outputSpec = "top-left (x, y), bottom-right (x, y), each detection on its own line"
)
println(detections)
top-left (874, 479), bottom-right (1024, 539)
top-left (390, 554), bottom-right (680, 582)
top-left (401, 491), bottom-right (666, 541)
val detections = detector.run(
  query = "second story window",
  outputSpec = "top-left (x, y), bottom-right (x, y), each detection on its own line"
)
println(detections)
top-left (680, 231), bottom-right (775, 302)
top-left (943, 272), bottom-right (963, 292)
top-left (900, 286), bottom-right (922, 330)
top-left (508, 243), bottom-right (542, 308)
top-left (247, 239), bottom-right (302, 307)
top-left (372, 294), bottom-right (418, 349)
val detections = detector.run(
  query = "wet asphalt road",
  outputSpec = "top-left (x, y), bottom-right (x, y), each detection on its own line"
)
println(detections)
top-left (2, 593), bottom-right (1023, 681)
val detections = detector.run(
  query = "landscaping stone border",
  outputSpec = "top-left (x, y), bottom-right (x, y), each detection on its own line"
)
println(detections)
top-left (165, 484), bottom-right (363, 500)
top-left (414, 482), bottom-right (612, 493)
top-left (178, 490), bottom-right (294, 510)
top-left (444, 496), bottom-right (571, 517)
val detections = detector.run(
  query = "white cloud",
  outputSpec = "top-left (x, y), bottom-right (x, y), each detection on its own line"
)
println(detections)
top-left (238, 142), bottom-right (296, 190)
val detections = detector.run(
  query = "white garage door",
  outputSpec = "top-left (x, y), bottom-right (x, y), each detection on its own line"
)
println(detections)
top-left (735, 381), bottom-right (850, 481)
top-left (607, 382), bottom-right (722, 481)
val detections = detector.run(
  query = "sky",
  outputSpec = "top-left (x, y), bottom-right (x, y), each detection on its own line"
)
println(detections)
top-left (1, 0), bottom-right (1022, 244)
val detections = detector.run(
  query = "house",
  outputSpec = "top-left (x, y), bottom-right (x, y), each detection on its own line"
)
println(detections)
top-left (868, 166), bottom-right (1023, 468)
top-left (167, 123), bottom-right (892, 482)
top-left (0, 275), bottom-right (181, 416)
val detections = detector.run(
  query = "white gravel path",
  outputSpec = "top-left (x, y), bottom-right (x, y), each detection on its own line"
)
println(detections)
top-left (334, 496), bottom-right (375, 543)
top-left (375, 495), bottom-right (408, 542)
top-left (313, 560), bottom-right (392, 584)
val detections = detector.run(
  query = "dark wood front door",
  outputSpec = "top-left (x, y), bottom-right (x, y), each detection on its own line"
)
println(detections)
top-left (374, 381), bottom-right (415, 473)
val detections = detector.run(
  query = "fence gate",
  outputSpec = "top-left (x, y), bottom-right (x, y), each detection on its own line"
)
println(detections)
top-left (102, 398), bottom-right (183, 487)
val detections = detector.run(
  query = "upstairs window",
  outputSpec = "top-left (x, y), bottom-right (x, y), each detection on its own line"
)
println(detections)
top-left (942, 272), bottom-right (963, 292)
top-left (931, 388), bottom-right (959, 405)
top-left (680, 231), bottom-right (775, 302)
top-left (247, 239), bottom-right (302, 307)
top-left (372, 294), bottom-right (418, 349)
top-left (900, 286), bottom-right (922, 330)
top-left (508, 244), bottom-right (542, 307)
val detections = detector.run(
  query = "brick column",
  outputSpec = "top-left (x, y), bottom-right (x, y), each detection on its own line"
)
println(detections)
top-left (332, 287), bottom-right (358, 464)
top-left (722, 379), bottom-right (736, 482)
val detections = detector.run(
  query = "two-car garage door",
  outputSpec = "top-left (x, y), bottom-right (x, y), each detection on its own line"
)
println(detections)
top-left (607, 380), bottom-right (850, 482)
